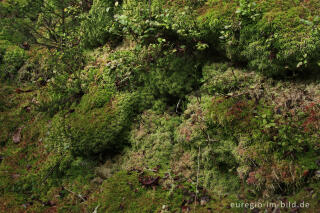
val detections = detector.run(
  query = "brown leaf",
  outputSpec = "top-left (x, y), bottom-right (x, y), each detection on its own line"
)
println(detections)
top-left (12, 174), bottom-right (21, 179)
top-left (181, 206), bottom-right (191, 212)
top-left (138, 175), bottom-right (160, 187)
top-left (13, 127), bottom-right (22, 143)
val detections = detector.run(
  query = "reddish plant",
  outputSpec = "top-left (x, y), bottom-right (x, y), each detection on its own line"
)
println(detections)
top-left (302, 102), bottom-right (320, 132)
top-left (246, 171), bottom-right (258, 185)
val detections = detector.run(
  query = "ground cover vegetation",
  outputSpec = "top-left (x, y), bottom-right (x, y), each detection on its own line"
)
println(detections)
top-left (1, 0), bottom-right (320, 212)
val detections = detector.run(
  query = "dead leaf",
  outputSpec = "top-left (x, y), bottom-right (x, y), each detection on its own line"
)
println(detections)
top-left (181, 206), bottom-right (191, 212)
top-left (13, 127), bottom-right (22, 143)
top-left (138, 175), bottom-right (160, 187)
top-left (12, 174), bottom-right (21, 179)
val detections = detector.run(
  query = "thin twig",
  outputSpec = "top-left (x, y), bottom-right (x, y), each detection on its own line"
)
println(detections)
top-left (92, 204), bottom-right (100, 213)
top-left (194, 146), bottom-right (201, 212)
top-left (41, 163), bottom-right (60, 185)
top-left (63, 186), bottom-right (87, 202)
top-left (176, 98), bottom-right (181, 113)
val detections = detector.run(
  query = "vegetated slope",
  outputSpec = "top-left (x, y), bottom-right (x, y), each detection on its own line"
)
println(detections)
top-left (1, 0), bottom-right (320, 212)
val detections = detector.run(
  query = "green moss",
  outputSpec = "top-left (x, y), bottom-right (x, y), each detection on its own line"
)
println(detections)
top-left (122, 110), bottom-right (181, 170)
top-left (46, 91), bottom-right (147, 157)
top-left (198, 0), bottom-right (320, 76)
top-left (2, 1), bottom-right (320, 211)
top-left (88, 171), bottom-right (190, 212)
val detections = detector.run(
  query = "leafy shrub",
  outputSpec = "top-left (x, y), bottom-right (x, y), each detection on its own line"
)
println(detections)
top-left (15, 47), bottom-right (57, 83)
top-left (115, 0), bottom-right (201, 46)
top-left (0, 45), bottom-right (27, 81)
top-left (197, 0), bottom-right (238, 54)
top-left (81, 0), bottom-right (122, 48)
top-left (37, 47), bottom-right (86, 115)
top-left (105, 44), bottom-right (202, 100)
top-left (198, 0), bottom-right (320, 76)
top-left (103, 47), bottom-right (144, 91)
top-left (38, 72), bottom-right (84, 115)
